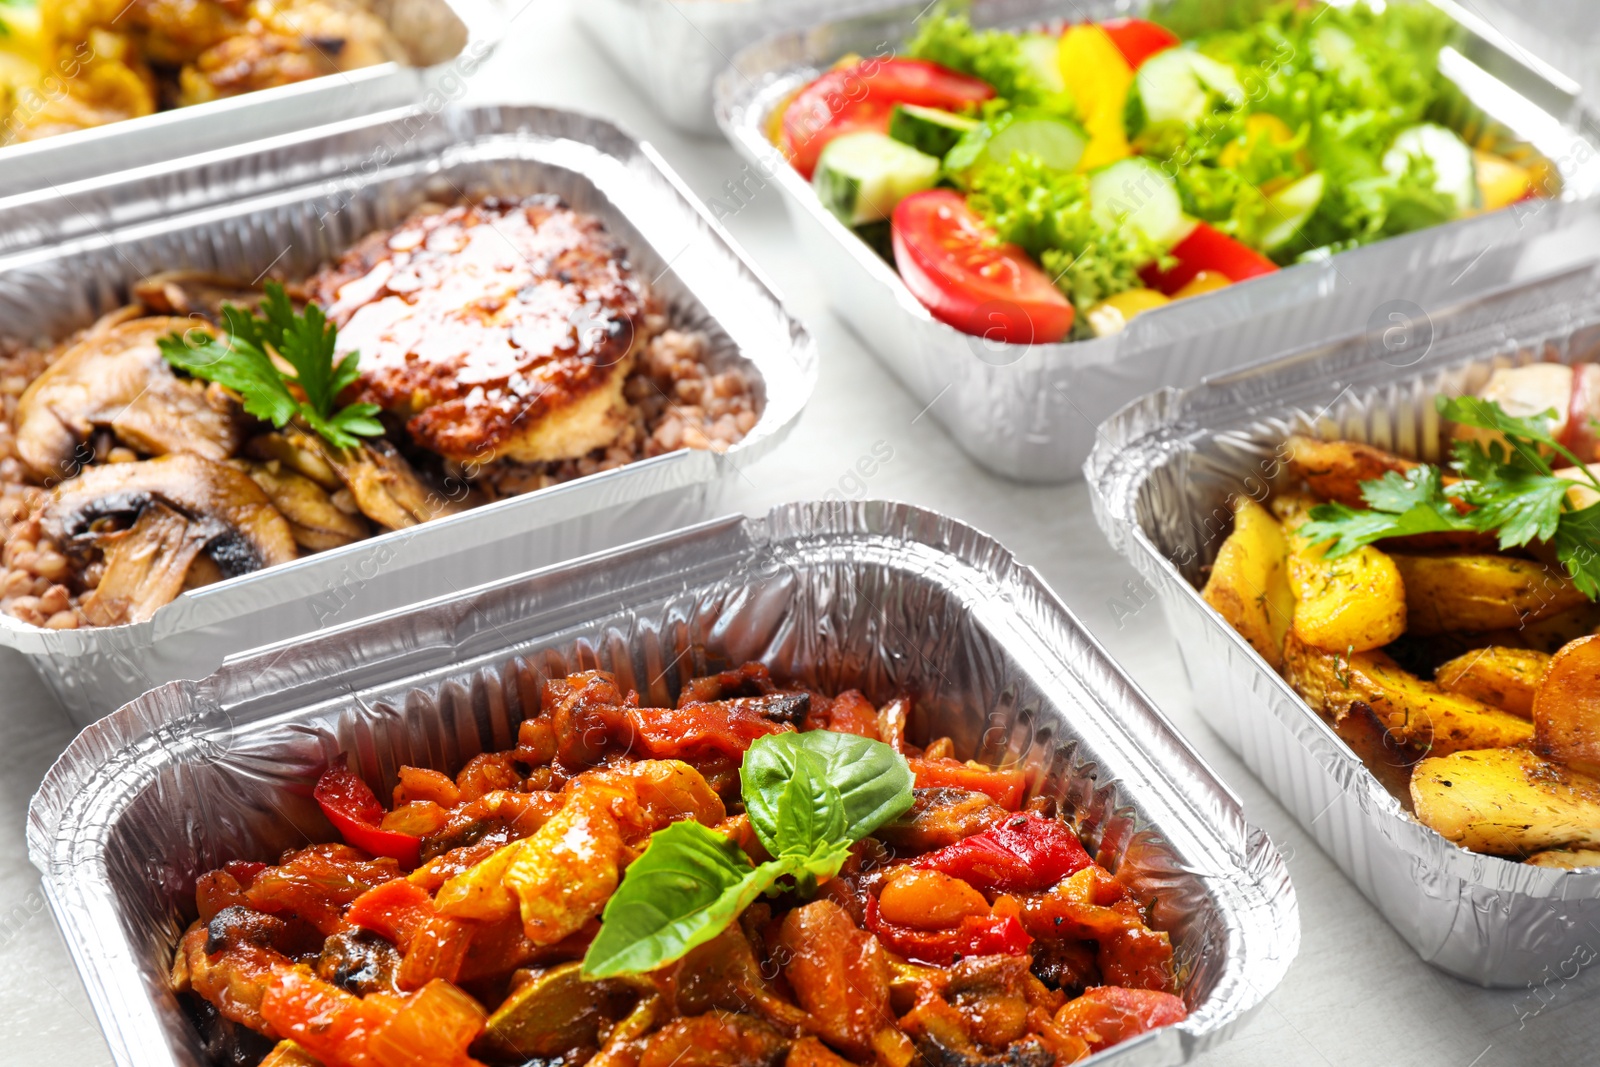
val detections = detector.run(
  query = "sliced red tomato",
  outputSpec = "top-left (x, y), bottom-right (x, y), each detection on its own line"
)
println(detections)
top-left (1564, 363), bottom-right (1600, 462)
top-left (314, 755), bottom-right (422, 868)
top-left (781, 58), bottom-right (995, 179)
top-left (1099, 18), bottom-right (1181, 69)
top-left (1140, 222), bottom-right (1278, 294)
top-left (892, 190), bottom-right (1075, 345)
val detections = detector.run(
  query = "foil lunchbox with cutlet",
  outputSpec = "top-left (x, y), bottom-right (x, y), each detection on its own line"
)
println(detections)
top-left (0, 103), bottom-right (815, 726)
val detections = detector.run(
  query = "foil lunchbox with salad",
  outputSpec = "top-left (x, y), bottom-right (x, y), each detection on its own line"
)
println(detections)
top-left (773, 0), bottom-right (1545, 344)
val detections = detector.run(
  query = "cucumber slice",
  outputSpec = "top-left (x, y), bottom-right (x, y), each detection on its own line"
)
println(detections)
top-left (1126, 48), bottom-right (1245, 133)
top-left (1089, 157), bottom-right (1188, 247)
top-left (1384, 123), bottom-right (1477, 213)
top-left (1260, 170), bottom-right (1326, 253)
top-left (1018, 33), bottom-right (1067, 95)
top-left (813, 132), bottom-right (940, 226)
top-left (944, 111), bottom-right (1089, 183)
top-left (980, 113), bottom-right (1089, 171)
top-left (888, 104), bottom-right (980, 160)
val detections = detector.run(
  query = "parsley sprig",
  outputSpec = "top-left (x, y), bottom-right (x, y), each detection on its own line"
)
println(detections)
top-left (1298, 395), bottom-right (1600, 598)
top-left (158, 283), bottom-right (384, 450)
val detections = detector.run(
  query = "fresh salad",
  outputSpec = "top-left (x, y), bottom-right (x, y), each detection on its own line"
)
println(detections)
top-left (772, 2), bottom-right (1543, 344)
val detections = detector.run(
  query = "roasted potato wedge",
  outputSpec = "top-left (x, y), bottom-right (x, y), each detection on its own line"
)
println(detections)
top-left (1393, 554), bottom-right (1588, 634)
top-left (1411, 747), bottom-right (1600, 855)
top-left (1287, 535), bottom-right (1406, 653)
top-left (1513, 601), bottom-right (1600, 653)
top-left (1435, 647), bottom-right (1551, 718)
top-left (1526, 847), bottom-right (1600, 869)
top-left (1286, 434), bottom-right (1418, 508)
top-left (1331, 700), bottom-right (1420, 811)
top-left (1202, 497), bottom-right (1294, 669)
top-left (1284, 634), bottom-right (1533, 756)
top-left (1533, 634), bottom-right (1600, 776)
top-left (1269, 491), bottom-right (1318, 530)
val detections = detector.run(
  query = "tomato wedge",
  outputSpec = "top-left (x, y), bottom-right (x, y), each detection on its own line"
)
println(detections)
top-left (315, 755), bottom-right (422, 868)
top-left (892, 190), bottom-right (1075, 345)
top-left (1140, 222), bottom-right (1278, 294)
top-left (1099, 17), bottom-right (1180, 70)
top-left (781, 59), bottom-right (995, 179)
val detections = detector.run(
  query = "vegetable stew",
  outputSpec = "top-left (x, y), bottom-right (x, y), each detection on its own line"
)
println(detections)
top-left (172, 663), bottom-right (1189, 1067)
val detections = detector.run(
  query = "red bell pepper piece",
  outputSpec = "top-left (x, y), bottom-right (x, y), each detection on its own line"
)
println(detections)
top-left (625, 700), bottom-right (793, 761)
top-left (865, 893), bottom-right (1031, 965)
top-left (1055, 986), bottom-right (1188, 1051)
top-left (1099, 18), bottom-right (1180, 70)
top-left (347, 878), bottom-right (474, 988)
top-left (913, 811), bottom-right (1092, 892)
top-left (1141, 222), bottom-right (1278, 294)
top-left (907, 756), bottom-right (1027, 809)
top-left (315, 755), bottom-right (422, 869)
top-left (222, 859), bottom-right (267, 887)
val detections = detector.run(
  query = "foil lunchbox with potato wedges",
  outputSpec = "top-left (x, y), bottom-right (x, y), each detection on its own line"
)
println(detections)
top-left (715, 0), bottom-right (1600, 484)
top-left (0, 103), bottom-right (815, 727)
top-left (27, 499), bottom-right (1298, 1067)
top-left (1086, 260), bottom-right (1600, 988)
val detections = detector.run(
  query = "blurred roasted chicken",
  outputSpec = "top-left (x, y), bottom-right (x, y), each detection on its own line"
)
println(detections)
top-left (2, 0), bottom-right (403, 142)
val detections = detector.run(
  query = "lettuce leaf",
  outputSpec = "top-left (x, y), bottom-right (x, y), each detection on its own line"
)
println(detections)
top-left (906, 11), bottom-right (1076, 118)
top-left (966, 157), bottom-right (1162, 321)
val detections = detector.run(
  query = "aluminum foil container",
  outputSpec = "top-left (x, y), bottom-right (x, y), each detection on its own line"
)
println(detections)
top-left (27, 500), bottom-right (1297, 1067)
top-left (0, 0), bottom-right (507, 197)
top-left (574, 0), bottom-right (899, 136)
top-left (716, 0), bottom-right (1600, 484)
top-left (1086, 261), bottom-right (1600, 987)
top-left (0, 103), bottom-right (816, 728)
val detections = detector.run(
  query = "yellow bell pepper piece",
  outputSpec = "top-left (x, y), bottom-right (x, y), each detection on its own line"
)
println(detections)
top-left (1173, 270), bottom-right (1232, 299)
top-left (1474, 150), bottom-right (1532, 212)
top-left (1057, 25), bottom-right (1134, 171)
top-left (1086, 287), bottom-right (1170, 336)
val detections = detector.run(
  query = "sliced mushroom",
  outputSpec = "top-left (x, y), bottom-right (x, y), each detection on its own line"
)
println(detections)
top-left (15, 317), bottom-right (244, 482)
top-left (246, 431), bottom-right (344, 491)
top-left (234, 459), bottom-right (370, 551)
top-left (43, 454), bottom-right (297, 625)
top-left (132, 271), bottom-right (272, 319)
top-left (249, 426), bottom-right (470, 531)
top-left (80, 503), bottom-right (212, 626)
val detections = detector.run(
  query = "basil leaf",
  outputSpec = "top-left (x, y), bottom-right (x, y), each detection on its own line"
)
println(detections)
top-left (772, 747), bottom-right (847, 858)
top-left (580, 821), bottom-right (784, 979)
top-left (742, 731), bottom-right (915, 858)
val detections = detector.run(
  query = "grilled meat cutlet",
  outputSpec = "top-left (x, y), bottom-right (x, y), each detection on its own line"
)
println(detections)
top-left (305, 197), bottom-right (655, 466)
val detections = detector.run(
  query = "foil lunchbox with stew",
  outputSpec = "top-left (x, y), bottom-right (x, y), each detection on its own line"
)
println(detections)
top-left (1086, 261), bottom-right (1600, 987)
top-left (28, 500), bottom-right (1297, 1067)
top-left (0, 103), bottom-right (815, 726)
top-left (715, 0), bottom-right (1600, 483)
